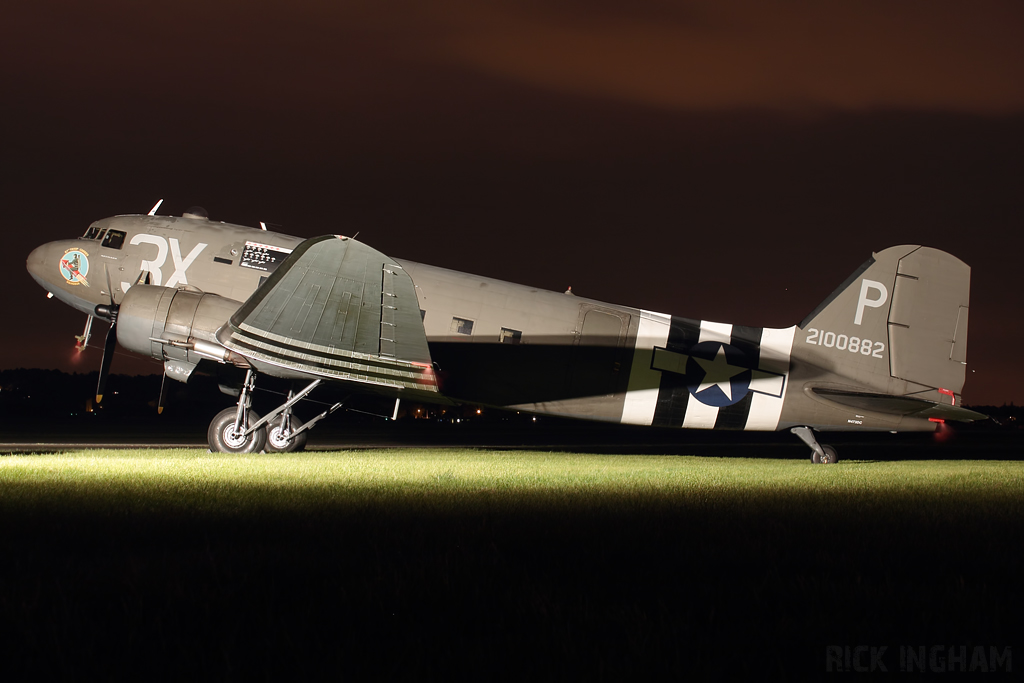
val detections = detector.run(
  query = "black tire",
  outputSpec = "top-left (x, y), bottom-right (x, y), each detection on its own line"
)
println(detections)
top-left (208, 407), bottom-right (267, 453)
top-left (266, 414), bottom-right (308, 452)
top-left (820, 445), bottom-right (839, 464)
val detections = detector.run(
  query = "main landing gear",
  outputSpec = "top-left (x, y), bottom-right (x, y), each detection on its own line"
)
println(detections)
top-left (207, 370), bottom-right (345, 453)
top-left (790, 426), bottom-right (839, 464)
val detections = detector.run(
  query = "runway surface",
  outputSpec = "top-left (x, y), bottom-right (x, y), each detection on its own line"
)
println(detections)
top-left (2, 423), bottom-right (1020, 459)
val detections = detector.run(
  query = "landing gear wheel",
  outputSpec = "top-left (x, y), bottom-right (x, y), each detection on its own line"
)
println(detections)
top-left (208, 407), bottom-right (267, 453)
top-left (266, 415), bottom-right (308, 452)
top-left (813, 445), bottom-right (839, 464)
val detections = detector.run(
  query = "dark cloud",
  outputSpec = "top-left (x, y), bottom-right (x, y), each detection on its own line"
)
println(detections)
top-left (436, 0), bottom-right (1024, 112)
top-left (6, 1), bottom-right (1024, 114)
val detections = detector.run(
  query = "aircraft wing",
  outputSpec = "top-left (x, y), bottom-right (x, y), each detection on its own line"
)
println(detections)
top-left (216, 235), bottom-right (437, 392)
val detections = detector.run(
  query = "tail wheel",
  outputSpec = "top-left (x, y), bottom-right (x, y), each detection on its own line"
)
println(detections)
top-left (812, 445), bottom-right (838, 464)
top-left (208, 407), bottom-right (267, 453)
top-left (266, 414), bottom-right (308, 452)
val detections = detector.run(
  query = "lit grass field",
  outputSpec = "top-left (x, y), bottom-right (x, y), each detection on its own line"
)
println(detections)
top-left (2, 449), bottom-right (1024, 516)
top-left (1, 449), bottom-right (1022, 678)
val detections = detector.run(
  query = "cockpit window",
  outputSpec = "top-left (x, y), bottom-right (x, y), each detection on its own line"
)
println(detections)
top-left (83, 226), bottom-right (101, 239)
top-left (101, 230), bottom-right (126, 249)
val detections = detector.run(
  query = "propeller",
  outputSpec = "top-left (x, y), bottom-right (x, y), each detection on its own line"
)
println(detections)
top-left (94, 303), bottom-right (118, 403)
top-left (93, 265), bottom-right (123, 404)
top-left (157, 370), bottom-right (169, 415)
top-left (91, 267), bottom-right (157, 404)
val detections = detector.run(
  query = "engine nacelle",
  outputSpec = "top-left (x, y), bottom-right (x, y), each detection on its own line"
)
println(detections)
top-left (117, 285), bottom-right (246, 368)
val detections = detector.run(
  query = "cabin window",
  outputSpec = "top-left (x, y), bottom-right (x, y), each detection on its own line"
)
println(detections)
top-left (450, 317), bottom-right (474, 335)
top-left (83, 226), bottom-right (101, 239)
top-left (101, 230), bottom-right (126, 249)
top-left (499, 327), bottom-right (522, 344)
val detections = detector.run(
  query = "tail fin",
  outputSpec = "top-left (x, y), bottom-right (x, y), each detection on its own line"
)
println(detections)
top-left (798, 245), bottom-right (970, 399)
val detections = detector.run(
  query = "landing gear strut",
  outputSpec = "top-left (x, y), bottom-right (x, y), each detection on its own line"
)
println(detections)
top-left (265, 388), bottom-right (309, 452)
top-left (267, 413), bottom-right (307, 452)
top-left (208, 369), bottom-right (266, 453)
top-left (206, 371), bottom-right (347, 453)
top-left (791, 426), bottom-right (839, 464)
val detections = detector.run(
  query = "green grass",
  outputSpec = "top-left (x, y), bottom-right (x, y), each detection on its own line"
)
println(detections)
top-left (0, 449), bottom-right (1021, 678)
top-left (2, 448), bottom-right (1023, 517)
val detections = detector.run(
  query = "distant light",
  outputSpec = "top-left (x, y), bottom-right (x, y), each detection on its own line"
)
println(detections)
top-left (476, 409), bottom-right (481, 414)
top-left (532, 417), bottom-right (536, 422)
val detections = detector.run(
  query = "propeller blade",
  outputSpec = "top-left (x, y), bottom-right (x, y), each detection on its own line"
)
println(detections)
top-left (103, 264), bottom-right (115, 305)
top-left (157, 371), bottom-right (169, 414)
top-left (96, 320), bottom-right (117, 404)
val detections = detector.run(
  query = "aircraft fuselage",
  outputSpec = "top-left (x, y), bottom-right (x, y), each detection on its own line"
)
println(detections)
top-left (27, 212), bottom-right (976, 441)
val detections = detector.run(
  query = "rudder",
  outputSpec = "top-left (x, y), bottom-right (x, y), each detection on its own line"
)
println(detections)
top-left (886, 247), bottom-right (970, 394)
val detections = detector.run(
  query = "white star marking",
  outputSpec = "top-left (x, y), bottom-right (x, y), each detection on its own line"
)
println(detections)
top-left (693, 346), bottom-right (748, 400)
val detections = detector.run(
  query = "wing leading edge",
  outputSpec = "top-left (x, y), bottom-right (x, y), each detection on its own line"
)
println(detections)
top-left (217, 235), bottom-right (437, 392)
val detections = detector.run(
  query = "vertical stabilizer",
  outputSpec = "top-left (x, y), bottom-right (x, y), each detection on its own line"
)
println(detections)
top-left (796, 245), bottom-right (970, 397)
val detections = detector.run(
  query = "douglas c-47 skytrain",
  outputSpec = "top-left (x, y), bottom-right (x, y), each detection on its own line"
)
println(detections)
top-left (26, 203), bottom-right (985, 461)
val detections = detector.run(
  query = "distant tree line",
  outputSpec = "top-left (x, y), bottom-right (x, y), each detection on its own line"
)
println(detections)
top-left (0, 369), bottom-right (230, 421)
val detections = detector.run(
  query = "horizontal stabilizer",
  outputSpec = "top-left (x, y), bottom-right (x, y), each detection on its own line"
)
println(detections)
top-left (812, 388), bottom-right (987, 422)
top-left (217, 235), bottom-right (437, 391)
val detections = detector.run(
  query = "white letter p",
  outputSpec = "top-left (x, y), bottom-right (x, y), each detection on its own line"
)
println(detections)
top-left (854, 279), bottom-right (888, 325)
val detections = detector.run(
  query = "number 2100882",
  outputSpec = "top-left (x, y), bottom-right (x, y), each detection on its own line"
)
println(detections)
top-left (805, 328), bottom-right (884, 358)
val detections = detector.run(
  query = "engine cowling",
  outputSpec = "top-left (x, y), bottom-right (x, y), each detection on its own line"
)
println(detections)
top-left (117, 285), bottom-right (246, 367)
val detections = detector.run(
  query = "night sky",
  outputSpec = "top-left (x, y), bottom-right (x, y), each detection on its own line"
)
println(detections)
top-left (4, 1), bottom-right (1023, 405)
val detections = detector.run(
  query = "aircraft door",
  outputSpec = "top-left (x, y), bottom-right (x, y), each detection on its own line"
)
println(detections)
top-left (570, 306), bottom-right (630, 399)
